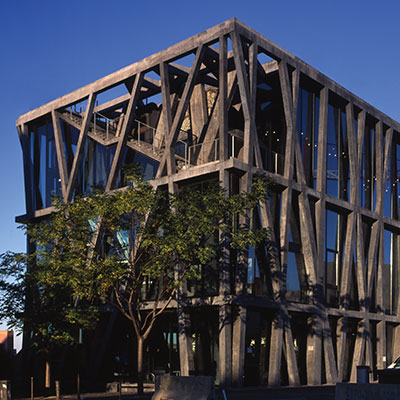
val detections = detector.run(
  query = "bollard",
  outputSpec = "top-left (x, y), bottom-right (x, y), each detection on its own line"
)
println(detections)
top-left (76, 374), bottom-right (80, 400)
top-left (56, 381), bottom-right (60, 400)
top-left (357, 365), bottom-right (370, 384)
top-left (30, 376), bottom-right (34, 400)
top-left (0, 381), bottom-right (11, 400)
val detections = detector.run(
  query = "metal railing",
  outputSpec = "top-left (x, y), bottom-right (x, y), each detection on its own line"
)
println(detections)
top-left (187, 138), bottom-right (219, 166)
top-left (175, 140), bottom-right (189, 165)
top-left (93, 112), bottom-right (123, 140)
top-left (66, 108), bottom-right (123, 140)
top-left (326, 170), bottom-right (339, 180)
top-left (270, 151), bottom-right (284, 175)
top-left (133, 119), bottom-right (165, 154)
top-left (65, 109), bottom-right (221, 169)
top-left (229, 134), bottom-right (243, 159)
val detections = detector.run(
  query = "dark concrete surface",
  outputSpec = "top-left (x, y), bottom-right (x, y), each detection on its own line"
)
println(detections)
top-left (15, 384), bottom-right (336, 400)
top-left (223, 385), bottom-right (336, 399)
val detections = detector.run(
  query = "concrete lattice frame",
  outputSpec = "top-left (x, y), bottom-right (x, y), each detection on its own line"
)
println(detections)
top-left (16, 18), bottom-right (400, 387)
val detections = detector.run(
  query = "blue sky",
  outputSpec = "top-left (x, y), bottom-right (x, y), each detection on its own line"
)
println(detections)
top-left (1, 0), bottom-right (400, 344)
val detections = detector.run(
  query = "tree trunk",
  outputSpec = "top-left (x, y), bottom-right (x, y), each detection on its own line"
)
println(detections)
top-left (45, 359), bottom-right (51, 389)
top-left (137, 336), bottom-right (144, 395)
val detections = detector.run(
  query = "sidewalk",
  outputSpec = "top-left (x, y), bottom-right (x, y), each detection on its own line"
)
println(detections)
top-left (16, 385), bottom-right (336, 400)
top-left (224, 385), bottom-right (336, 399)
top-left (16, 393), bottom-right (152, 400)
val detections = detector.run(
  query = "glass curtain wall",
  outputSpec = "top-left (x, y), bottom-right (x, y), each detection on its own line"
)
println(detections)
top-left (325, 209), bottom-right (347, 307)
top-left (360, 120), bottom-right (377, 210)
top-left (116, 147), bottom-right (159, 188)
top-left (257, 73), bottom-right (286, 175)
top-left (29, 119), bottom-right (62, 210)
top-left (297, 86), bottom-right (319, 188)
top-left (73, 138), bottom-right (116, 196)
top-left (383, 229), bottom-right (399, 315)
top-left (190, 308), bottom-right (219, 380)
top-left (383, 131), bottom-right (391, 219)
top-left (60, 121), bottom-right (78, 174)
top-left (286, 195), bottom-right (307, 303)
top-left (326, 102), bottom-right (349, 200)
top-left (243, 309), bottom-right (273, 386)
top-left (391, 142), bottom-right (400, 220)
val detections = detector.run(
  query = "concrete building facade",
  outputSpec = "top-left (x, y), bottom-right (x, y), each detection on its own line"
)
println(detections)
top-left (16, 19), bottom-right (400, 387)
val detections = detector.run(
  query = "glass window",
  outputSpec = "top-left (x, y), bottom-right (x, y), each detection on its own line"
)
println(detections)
top-left (383, 131), bottom-right (392, 218)
top-left (391, 142), bottom-right (400, 220)
top-left (360, 121), bottom-right (376, 210)
top-left (297, 87), bottom-right (319, 188)
top-left (74, 138), bottom-right (116, 196)
top-left (28, 119), bottom-right (62, 210)
top-left (383, 229), bottom-right (399, 315)
top-left (61, 122), bottom-right (79, 174)
top-left (339, 110), bottom-right (350, 201)
top-left (326, 103), bottom-right (349, 200)
top-left (115, 147), bottom-right (159, 188)
top-left (327, 104), bottom-right (339, 198)
top-left (247, 245), bottom-right (260, 293)
top-left (286, 198), bottom-right (308, 303)
top-left (286, 250), bottom-right (301, 299)
top-left (257, 73), bottom-right (286, 176)
top-left (325, 209), bottom-right (347, 307)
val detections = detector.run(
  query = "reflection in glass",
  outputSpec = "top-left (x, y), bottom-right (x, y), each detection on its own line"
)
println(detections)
top-left (325, 209), bottom-right (346, 307)
top-left (297, 87), bottom-right (319, 188)
top-left (116, 147), bottom-right (159, 188)
top-left (257, 74), bottom-right (286, 176)
top-left (74, 138), bottom-right (116, 196)
top-left (286, 216), bottom-right (307, 303)
top-left (360, 122), bottom-right (376, 210)
top-left (391, 143), bottom-right (400, 220)
top-left (383, 229), bottom-right (398, 315)
top-left (29, 120), bottom-right (62, 210)
top-left (326, 104), bottom-right (349, 200)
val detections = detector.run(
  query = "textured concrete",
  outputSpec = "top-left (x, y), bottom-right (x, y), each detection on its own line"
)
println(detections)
top-left (152, 376), bottom-right (216, 400)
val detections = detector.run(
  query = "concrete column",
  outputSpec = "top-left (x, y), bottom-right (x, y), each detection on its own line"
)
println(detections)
top-left (377, 319), bottom-right (387, 370)
top-left (391, 324), bottom-right (400, 361)
top-left (306, 315), bottom-right (322, 385)
top-left (336, 317), bottom-right (347, 382)
top-left (268, 311), bottom-right (283, 386)
top-left (177, 304), bottom-right (194, 376)
top-left (232, 306), bottom-right (246, 386)
top-left (323, 318), bottom-right (338, 384)
top-left (219, 305), bottom-right (232, 387)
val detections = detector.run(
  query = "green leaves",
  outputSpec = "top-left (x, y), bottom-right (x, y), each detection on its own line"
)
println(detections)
top-left (0, 249), bottom-right (98, 355)
top-left (0, 252), bottom-right (32, 329)
top-left (1, 170), bottom-right (271, 347)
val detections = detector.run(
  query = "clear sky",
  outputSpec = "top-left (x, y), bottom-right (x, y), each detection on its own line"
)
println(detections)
top-left (1, 0), bottom-right (400, 346)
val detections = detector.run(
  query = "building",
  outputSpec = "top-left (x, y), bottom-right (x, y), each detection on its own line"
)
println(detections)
top-left (0, 331), bottom-right (14, 356)
top-left (0, 331), bottom-right (14, 380)
top-left (16, 18), bottom-right (400, 387)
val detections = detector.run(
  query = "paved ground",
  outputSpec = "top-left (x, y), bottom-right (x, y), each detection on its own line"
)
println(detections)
top-left (16, 385), bottom-right (336, 400)
top-left (223, 385), bottom-right (336, 399)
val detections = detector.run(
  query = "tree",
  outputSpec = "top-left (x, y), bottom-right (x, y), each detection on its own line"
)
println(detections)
top-left (8, 171), bottom-right (271, 393)
top-left (0, 251), bottom-right (97, 390)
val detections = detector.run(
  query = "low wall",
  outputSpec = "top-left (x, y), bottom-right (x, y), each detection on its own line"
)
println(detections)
top-left (152, 376), bottom-right (216, 400)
